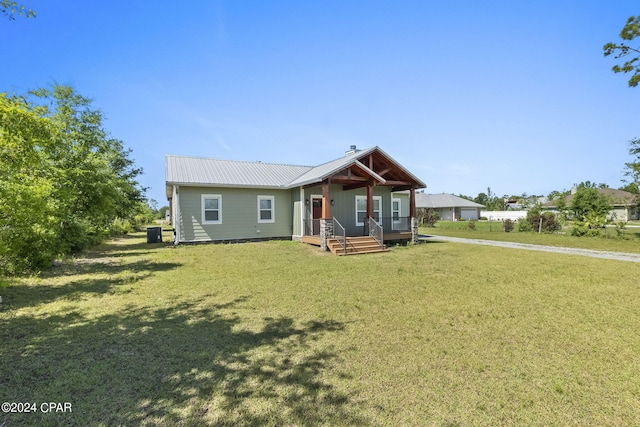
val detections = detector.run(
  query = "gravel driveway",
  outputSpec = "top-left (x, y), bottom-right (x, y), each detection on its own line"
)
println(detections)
top-left (420, 234), bottom-right (640, 263)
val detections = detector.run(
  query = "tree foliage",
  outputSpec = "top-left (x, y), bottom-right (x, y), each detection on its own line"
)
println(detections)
top-left (604, 16), bottom-right (640, 87)
top-left (522, 206), bottom-right (561, 233)
top-left (1, 0), bottom-right (35, 20)
top-left (417, 208), bottom-right (439, 227)
top-left (0, 85), bottom-right (146, 274)
top-left (622, 138), bottom-right (640, 191)
top-left (570, 183), bottom-right (613, 222)
top-left (472, 187), bottom-right (504, 211)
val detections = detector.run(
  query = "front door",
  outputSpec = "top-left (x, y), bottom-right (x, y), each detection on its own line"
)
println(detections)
top-left (312, 198), bottom-right (322, 235)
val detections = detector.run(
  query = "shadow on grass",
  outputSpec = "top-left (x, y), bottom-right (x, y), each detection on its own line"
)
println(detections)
top-left (4, 258), bottom-right (181, 310)
top-left (0, 297), bottom-right (366, 426)
top-left (2, 232), bottom-right (182, 310)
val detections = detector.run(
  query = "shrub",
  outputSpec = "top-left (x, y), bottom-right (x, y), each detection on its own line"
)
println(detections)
top-left (418, 209), bottom-right (440, 227)
top-left (615, 221), bottom-right (628, 238)
top-left (467, 220), bottom-right (477, 230)
top-left (525, 210), bottom-right (561, 233)
top-left (503, 219), bottom-right (514, 232)
top-left (517, 218), bottom-right (533, 232)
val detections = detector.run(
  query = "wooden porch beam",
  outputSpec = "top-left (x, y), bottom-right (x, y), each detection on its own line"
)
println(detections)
top-left (330, 176), bottom-right (369, 184)
top-left (378, 167), bottom-right (392, 177)
top-left (383, 180), bottom-right (413, 186)
top-left (342, 183), bottom-right (369, 191)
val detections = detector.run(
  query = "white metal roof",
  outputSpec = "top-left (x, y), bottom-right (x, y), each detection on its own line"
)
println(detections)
top-left (165, 155), bottom-right (312, 188)
top-left (166, 146), bottom-right (426, 190)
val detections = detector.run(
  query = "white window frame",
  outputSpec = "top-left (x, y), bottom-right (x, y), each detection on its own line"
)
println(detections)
top-left (257, 195), bottom-right (275, 223)
top-left (392, 198), bottom-right (401, 229)
top-left (355, 195), bottom-right (382, 226)
top-left (202, 194), bottom-right (222, 224)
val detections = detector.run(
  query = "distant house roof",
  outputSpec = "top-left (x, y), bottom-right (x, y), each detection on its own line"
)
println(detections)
top-left (543, 188), bottom-right (639, 208)
top-left (415, 193), bottom-right (485, 209)
top-left (166, 146), bottom-right (426, 192)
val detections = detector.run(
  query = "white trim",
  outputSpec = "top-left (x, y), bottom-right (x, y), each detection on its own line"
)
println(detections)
top-left (202, 194), bottom-right (222, 224)
top-left (298, 187), bottom-right (305, 237)
top-left (356, 195), bottom-right (382, 226)
top-left (311, 194), bottom-right (323, 219)
top-left (392, 197), bottom-right (401, 230)
top-left (173, 185), bottom-right (180, 245)
top-left (257, 195), bottom-right (275, 223)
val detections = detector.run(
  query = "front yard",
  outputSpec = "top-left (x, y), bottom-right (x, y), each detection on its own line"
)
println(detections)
top-left (1, 232), bottom-right (639, 425)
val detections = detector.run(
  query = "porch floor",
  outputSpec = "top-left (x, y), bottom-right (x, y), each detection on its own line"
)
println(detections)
top-left (302, 232), bottom-right (412, 247)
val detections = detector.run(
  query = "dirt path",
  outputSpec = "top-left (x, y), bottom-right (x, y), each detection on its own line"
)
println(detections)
top-left (420, 234), bottom-right (640, 263)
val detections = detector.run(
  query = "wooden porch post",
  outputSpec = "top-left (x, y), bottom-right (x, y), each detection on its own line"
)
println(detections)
top-left (365, 183), bottom-right (374, 235)
top-left (410, 187), bottom-right (418, 244)
top-left (322, 181), bottom-right (331, 219)
top-left (410, 188), bottom-right (416, 218)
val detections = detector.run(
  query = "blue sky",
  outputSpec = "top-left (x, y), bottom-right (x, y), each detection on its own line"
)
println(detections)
top-left (3, 1), bottom-right (638, 205)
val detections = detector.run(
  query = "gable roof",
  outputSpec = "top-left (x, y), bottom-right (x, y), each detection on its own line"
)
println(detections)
top-left (166, 146), bottom-right (426, 191)
top-left (415, 193), bottom-right (485, 209)
top-left (287, 146), bottom-right (387, 188)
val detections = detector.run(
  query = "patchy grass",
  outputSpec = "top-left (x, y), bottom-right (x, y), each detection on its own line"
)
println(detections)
top-left (2, 232), bottom-right (640, 425)
top-left (425, 221), bottom-right (640, 253)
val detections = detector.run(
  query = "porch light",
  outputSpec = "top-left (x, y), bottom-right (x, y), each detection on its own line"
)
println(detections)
top-left (330, 199), bottom-right (335, 206)
top-left (305, 199), bottom-right (310, 206)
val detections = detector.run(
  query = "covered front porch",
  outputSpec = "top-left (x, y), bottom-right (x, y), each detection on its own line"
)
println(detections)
top-left (294, 147), bottom-right (425, 253)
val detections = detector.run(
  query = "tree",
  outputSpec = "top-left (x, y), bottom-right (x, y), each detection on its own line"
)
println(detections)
top-left (622, 137), bottom-right (640, 190)
top-left (0, 94), bottom-right (60, 273)
top-left (1, 0), bottom-right (35, 20)
top-left (570, 184), bottom-right (613, 222)
top-left (0, 85), bottom-right (146, 273)
top-left (604, 16), bottom-right (640, 87)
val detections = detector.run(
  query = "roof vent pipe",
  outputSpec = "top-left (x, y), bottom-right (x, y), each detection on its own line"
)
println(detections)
top-left (345, 145), bottom-right (358, 156)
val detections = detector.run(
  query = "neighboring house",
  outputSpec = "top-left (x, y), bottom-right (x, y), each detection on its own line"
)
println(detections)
top-left (415, 193), bottom-right (485, 221)
top-left (542, 187), bottom-right (639, 221)
top-left (166, 146), bottom-right (426, 250)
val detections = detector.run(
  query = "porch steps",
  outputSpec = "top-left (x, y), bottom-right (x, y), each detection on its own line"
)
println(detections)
top-left (327, 236), bottom-right (388, 255)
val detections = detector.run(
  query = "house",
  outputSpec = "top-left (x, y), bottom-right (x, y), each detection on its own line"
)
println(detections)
top-left (415, 193), bottom-right (484, 221)
top-left (542, 187), bottom-right (639, 221)
top-left (166, 146), bottom-right (426, 253)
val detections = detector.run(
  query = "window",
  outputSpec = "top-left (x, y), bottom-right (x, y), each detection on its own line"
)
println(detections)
top-left (258, 195), bottom-right (275, 223)
top-left (392, 198), bottom-right (401, 221)
top-left (355, 195), bottom-right (382, 226)
top-left (202, 194), bottom-right (222, 224)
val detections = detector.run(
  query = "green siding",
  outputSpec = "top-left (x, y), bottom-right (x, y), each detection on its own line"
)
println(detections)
top-left (302, 185), bottom-right (393, 235)
top-left (178, 187), bottom-right (293, 242)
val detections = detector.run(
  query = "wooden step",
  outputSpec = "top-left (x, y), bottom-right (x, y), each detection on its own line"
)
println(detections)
top-left (327, 236), bottom-right (387, 255)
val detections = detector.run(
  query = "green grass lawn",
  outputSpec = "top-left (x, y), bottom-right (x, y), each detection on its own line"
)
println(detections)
top-left (425, 221), bottom-right (640, 253)
top-left (2, 232), bottom-right (640, 426)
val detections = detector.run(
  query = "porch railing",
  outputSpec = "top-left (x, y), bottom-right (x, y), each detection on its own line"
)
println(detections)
top-left (379, 216), bottom-right (411, 232)
top-left (368, 217), bottom-right (384, 248)
top-left (332, 217), bottom-right (346, 254)
top-left (304, 216), bottom-right (411, 237)
top-left (303, 219), bottom-right (321, 236)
